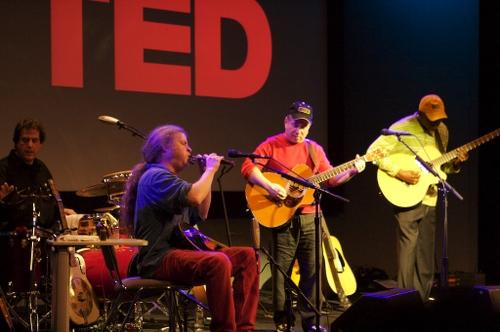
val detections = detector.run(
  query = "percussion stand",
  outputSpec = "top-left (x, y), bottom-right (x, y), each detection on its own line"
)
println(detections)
top-left (27, 198), bottom-right (41, 332)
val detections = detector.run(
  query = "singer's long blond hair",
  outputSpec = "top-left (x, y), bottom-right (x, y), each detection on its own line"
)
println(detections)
top-left (120, 124), bottom-right (186, 235)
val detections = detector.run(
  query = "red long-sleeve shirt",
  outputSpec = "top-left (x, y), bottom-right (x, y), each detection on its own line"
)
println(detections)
top-left (241, 133), bottom-right (333, 214)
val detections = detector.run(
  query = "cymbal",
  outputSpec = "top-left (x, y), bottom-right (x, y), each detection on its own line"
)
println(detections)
top-left (102, 170), bottom-right (131, 183)
top-left (76, 181), bottom-right (125, 198)
top-left (94, 205), bottom-right (120, 213)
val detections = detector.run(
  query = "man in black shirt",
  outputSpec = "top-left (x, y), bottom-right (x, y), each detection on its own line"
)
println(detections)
top-left (0, 119), bottom-right (71, 292)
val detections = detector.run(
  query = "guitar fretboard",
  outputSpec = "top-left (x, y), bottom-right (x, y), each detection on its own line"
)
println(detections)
top-left (432, 128), bottom-right (499, 167)
top-left (308, 149), bottom-right (384, 185)
top-left (310, 160), bottom-right (358, 185)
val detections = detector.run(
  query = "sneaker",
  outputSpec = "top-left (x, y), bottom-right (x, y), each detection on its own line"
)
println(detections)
top-left (302, 324), bottom-right (327, 332)
top-left (276, 323), bottom-right (295, 332)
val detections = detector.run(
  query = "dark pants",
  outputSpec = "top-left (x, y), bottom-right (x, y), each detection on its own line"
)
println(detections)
top-left (154, 246), bottom-right (260, 332)
top-left (272, 213), bottom-right (321, 328)
top-left (395, 204), bottom-right (436, 301)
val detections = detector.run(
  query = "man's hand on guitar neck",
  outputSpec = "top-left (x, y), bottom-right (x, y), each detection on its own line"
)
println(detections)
top-left (452, 148), bottom-right (469, 167)
top-left (396, 169), bottom-right (421, 185)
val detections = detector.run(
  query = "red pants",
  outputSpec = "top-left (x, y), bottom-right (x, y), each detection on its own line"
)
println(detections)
top-left (154, 247), bottom-right (259, 332)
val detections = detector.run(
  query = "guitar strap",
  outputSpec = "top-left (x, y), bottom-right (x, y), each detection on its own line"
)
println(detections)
top-left (306, 140), bottom-right (319, 174)
top-left (435, 122), bottom-right (449, 153)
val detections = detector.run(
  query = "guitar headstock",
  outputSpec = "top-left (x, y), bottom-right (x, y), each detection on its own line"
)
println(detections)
top-left (363, 147), bottom-right (386, 162)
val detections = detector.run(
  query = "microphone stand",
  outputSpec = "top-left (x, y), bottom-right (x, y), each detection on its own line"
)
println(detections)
top-left (395, 136), bottom-right (463, 289)
top-left (251, 215), bottom-right (320, 330)
top-left (216, 164), bottom-right (234, 246)
top-left (115, 122), bottom-right (146, 140)
top-left (258, 162), bottom-right (348, 331)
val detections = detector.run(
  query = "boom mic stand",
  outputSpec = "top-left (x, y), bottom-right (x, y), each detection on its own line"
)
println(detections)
top-left (395, 136), bottom-right (463, 289)
top-left (251, 218), bottom-right (320, 331)
top-left (216, 163), bottom-right (234, 246)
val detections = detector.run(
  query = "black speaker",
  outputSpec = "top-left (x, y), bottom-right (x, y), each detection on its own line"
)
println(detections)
top-left (331, 288), bottom-right (424, 331)
top-left (472, 285), bottom-right (500, 313)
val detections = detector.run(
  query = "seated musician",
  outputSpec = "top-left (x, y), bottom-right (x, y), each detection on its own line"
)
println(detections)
top-left (121, 124), bottom-right (259, 332)
top-left (0, 119), bottom-right (76, 292)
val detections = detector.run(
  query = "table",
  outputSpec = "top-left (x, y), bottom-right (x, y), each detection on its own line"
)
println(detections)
top-left (48, 238), bottom-right (148, 332)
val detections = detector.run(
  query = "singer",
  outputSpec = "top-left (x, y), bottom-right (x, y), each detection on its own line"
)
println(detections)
top-left (240, 101), bottom-right (365, 332)
top-left (120, 124), bottom-right (259, 331)
top-left (366, 94), bottom-right (468, 302)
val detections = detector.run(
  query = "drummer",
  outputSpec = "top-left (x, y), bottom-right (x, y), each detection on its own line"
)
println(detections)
top-left (0, 119), bottom-right (76, 292)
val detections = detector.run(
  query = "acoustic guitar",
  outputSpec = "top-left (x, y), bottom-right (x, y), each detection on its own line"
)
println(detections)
top-left (377, 128), bottom-right (499, 207)
top-left (245, 149), bottom-right (385, 228)
top-left (173, 222), bottom-right (227, 252)
top-left (289, 221), bottom-right (356, 308)
top-left (48, 179), bottom-right (99, 325)
top-left (173, 223), bottom-right (228, 306)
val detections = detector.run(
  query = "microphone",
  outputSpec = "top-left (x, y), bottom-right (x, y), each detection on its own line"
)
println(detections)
top-left (227, 149), bottom-right (270, 160)
top-left (189, 155), bottom-right (235, 166)
top-left (380, 128), bottom-right (413, 136)
top-left (98, 115), bottom-right (123, 125)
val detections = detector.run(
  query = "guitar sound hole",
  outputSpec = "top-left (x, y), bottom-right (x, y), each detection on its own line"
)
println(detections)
top-left (283, 196), bottom-right (301, 208)
top-left (336, 249), bottom-right (345, 271)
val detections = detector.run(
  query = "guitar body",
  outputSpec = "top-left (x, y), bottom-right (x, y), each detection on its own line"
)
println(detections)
top-left (245, 149), bottom-right (385, 228)
top-left (288, 235), bottom-right (356, 297)
top-left (377, 146), bottom-right (445, 207)
top-left (322, 235), bottom-right (356, 296)
top-left (48, 179), bottom-right (100, 326)
top-left (68, 253), bottom-right (100, 325)
top-left (377, 128), bottom-right (500, 207)
top-left (175, 223), bottom-right (227, 251)
top-left (245, 164), bottom-right (315, 228)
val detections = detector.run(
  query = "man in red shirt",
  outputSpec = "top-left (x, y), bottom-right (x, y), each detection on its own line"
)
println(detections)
top-left (241, 101), bottom-right (365, 332)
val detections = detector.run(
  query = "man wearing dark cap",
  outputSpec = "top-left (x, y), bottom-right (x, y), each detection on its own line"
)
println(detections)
top-left (367, 94), bottom-right (468, 302)
top-left (241, 101), bottom-right (365, 332)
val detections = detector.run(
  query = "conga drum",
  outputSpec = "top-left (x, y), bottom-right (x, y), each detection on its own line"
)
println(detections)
top-left (78, 246), bottom-right (138, 298)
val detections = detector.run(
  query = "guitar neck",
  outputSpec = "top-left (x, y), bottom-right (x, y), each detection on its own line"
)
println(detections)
top-left (308, 149), bottom-right (383, 185)
top-left (320, 219), bottom-right (337, 259)
top-left (48, 179), bottom-right (68, 230)
top-left (431, 128), bottom-right (500, 168)
top-left (310, 160), bottom-right (356, 185)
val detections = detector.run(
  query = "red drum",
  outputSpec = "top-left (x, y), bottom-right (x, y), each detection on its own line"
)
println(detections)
top-left (0, 227), bottom-right (49, 293)
top-left (78, 246), bottom-right (138, 298)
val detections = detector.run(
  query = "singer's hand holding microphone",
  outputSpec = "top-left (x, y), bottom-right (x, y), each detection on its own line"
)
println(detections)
top-left (190, 154), bottom-right (234, 170)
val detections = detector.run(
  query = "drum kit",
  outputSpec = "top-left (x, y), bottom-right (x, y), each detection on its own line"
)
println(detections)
top-left (0, 170), bottom-right (132, 331)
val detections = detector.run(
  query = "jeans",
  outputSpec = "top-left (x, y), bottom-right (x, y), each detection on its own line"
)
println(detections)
top-left (272, 213), bottom-right (322, 327)
top-left (154, 246), bottom-right (260, 332)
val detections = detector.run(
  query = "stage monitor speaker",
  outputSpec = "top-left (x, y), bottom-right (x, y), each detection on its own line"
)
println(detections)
top-left (472, 285), bottom-right (500, 313)
top-left (331, 288), bottom-right (424, 331)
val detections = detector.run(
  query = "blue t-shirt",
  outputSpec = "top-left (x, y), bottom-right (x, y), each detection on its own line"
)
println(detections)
top-left (133, 163), bottom-right (202, 277)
